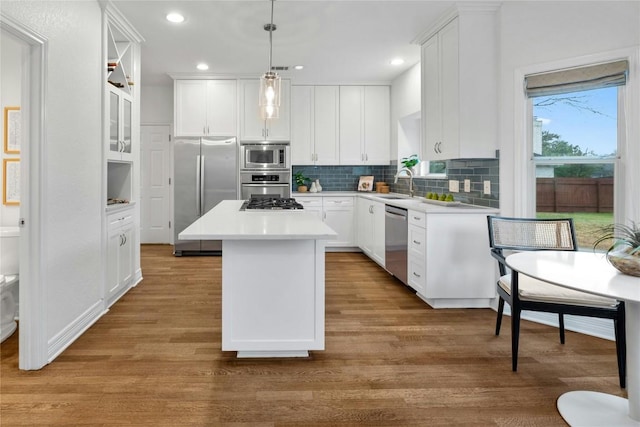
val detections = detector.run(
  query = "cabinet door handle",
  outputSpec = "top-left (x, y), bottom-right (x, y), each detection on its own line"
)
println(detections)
top-left (123, 234), bottom-right (127, 245)
top-left (207, 125), bottom-right (210, 134)
top-left (203, 126), bottom-right (206, 135)
top-left (323, 212), bottom-right (326, 220)
top-left (413, 272), bottom-right (421, 278)
top-left (365, 153), bottom-right (368, 161)
top-left (413, 216), bottom-right (421, 221)
top-left (413, 240), bottom-right (421, 245)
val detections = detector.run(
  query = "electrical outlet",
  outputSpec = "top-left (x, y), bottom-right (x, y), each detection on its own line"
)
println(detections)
top-left (483, 180), bottom-right (491, 195)
top-left (464, 179), bottom-right (471, 192)
top-left (448, 180), bottom-right (459, 193)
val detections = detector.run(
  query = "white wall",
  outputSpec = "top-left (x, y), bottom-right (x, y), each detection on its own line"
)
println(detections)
top-left (140, 84), bottom-right (173, 125)
top-left (0, 31), bottom-right (22, 228)
top-left (497, 1), bottom-right (640, 216)
top-left (390, 63), bottom-right (421, 165)
top-left (1, 1), bottom-right (104, 356)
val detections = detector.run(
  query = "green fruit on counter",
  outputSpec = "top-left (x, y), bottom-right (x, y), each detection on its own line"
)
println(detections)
top-left (426, 192), bottom-right (432, 199)
top-left (439, 193), bottom-right (446, 201)
top-left (445, 194), bottom-right (454, 202)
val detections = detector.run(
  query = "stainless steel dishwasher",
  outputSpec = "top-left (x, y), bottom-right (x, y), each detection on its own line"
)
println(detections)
top-left (385, 205), bottom-right (408, 285)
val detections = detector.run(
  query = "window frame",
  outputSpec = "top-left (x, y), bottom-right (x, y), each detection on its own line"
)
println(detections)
top-left (512, 49), bottom-right (638, 228)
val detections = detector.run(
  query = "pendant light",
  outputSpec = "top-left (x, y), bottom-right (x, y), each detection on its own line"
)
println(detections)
top-left (259, 0), bottom-right (281, 120)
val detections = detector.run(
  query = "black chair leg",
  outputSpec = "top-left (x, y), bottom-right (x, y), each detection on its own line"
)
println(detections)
top-left (614, 304), bottom-right (626, 388)
top-left (559, 314), bottom-right (565, 344)
top-left (511, 306), bottom-right (521, 372)
top-left (496, 297), bottom-right (505, 336)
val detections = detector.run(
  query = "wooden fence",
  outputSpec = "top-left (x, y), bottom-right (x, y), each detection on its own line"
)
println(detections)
top-left (536, 177), bottom-right (613, 213)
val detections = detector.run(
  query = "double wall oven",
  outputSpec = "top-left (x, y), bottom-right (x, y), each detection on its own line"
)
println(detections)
top-left (240, 141), bottom-right (291, 199)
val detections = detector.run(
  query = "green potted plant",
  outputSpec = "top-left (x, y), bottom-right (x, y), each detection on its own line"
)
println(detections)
top-left (593, 221), bottom-right (640, 277)
top-left (294, 171), bottom-right (310, 192)
top-left (401, 154), bottom-right (420, 173)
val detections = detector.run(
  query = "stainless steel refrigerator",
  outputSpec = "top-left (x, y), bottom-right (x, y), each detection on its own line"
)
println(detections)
top-left (174, 136), bottom-right (238, 255)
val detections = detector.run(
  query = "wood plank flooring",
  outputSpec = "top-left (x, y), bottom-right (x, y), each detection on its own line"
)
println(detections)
top-left (1, 245), bottom-right (626, 426)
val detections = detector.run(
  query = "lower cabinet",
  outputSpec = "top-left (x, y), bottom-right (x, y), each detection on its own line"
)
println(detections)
top-left (297, 196), bottom-right (355, 248)
top-left (106, 207), bottom-right (135, 306)
top-left (356, 197), bottom-right (385, 266)
top-left (408, 209), bottom-right (495, 308)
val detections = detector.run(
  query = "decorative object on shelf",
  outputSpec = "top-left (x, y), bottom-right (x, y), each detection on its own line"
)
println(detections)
top-left (315, 179), bottom-right (322, 192)
top-left (2, 158), bottom-right (19, 206)
top-left (594, 222), bottom-right (640, 277)
top-left (376, 182), bottom-right (389, 193)
top-left (357, 175), bottom-right (374, 192)
top-left (401, 154), bottom-right (419, 174)
top-left (3, 106), bottom-right (20, 154)
top-left (309, 181), bottom-right (317, 193)
top-left (294, 171), bottom-right (310, 192)
top-left (259, 0), bottom-right (281, 120)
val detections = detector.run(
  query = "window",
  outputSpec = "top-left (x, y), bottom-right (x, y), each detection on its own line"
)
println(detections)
top-left (526, 61), bottom-right (627, 249)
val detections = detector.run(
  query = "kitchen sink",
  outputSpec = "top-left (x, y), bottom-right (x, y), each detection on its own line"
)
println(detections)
top-left (376, 195), bottom-right (406, 199)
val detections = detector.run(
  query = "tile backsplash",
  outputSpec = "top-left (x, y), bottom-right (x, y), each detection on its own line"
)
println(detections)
top-left (292, 158), bottom-right (499, 208)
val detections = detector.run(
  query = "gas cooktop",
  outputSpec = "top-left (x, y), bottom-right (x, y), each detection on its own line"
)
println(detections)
top-left (240, 196), bottom-right (304, 211)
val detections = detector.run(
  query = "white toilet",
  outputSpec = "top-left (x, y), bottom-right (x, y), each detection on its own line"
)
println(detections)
top-left (0, 226), bottom-right (19, 343)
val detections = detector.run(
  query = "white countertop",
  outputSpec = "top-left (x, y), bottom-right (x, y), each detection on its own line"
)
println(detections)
top-left (293, 191), bottom-right (499, 214)
top-left (179, 200), bottom-right (338, 241)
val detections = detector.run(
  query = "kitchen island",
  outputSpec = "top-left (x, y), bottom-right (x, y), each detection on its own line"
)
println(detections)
top-left (179, 200), bottom-right (337, 358)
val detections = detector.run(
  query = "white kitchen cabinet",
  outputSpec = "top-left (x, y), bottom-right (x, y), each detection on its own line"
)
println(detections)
top-left (339, 86), bottom-right (390, 165)
top-left (108, 87), bottom-right (133, 162)
top-left (291, 86), bottom-right (340, 165)
top-left (106, 207), bottom-right (135, 307)
top-left (174, 80), bottom-right (237, 137)
top-left (239, 79), bottom-right (290, 141)
top-left (297, 196), bottom-right (355, 247)
top-left (418, 6), bottom-right (498, 161)
top-left (407, 209), bottom-right (495, 308)
top-left (357, 197), bottom-right (385, 266)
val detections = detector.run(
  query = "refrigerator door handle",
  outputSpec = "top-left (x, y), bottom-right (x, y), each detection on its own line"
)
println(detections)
top-left (196, 155), bottom-right (202, 214)
top-left (200, 155), bottom-right (205, 215)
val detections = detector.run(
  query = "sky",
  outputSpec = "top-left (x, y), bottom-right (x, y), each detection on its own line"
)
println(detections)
top-left (533, 86), bottom-right (618, 156)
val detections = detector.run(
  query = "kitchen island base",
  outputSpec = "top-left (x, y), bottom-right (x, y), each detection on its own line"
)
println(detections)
top-left (222, 239), bottom-right (326, 357)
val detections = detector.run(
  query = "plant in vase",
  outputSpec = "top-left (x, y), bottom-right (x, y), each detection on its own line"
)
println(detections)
top-left (400, 154), bottom-right (420, 174)
top-left (294, 171), bottom-right (310, 193)
top-left (593, 221), bottom-right (640, 277)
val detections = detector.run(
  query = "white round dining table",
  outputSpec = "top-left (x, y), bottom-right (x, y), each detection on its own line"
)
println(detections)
top-left (506, 251), bottom-right (640, 426)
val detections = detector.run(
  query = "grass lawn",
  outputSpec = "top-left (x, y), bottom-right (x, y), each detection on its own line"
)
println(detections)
top-left (536, 212), bottom-right (613, 250)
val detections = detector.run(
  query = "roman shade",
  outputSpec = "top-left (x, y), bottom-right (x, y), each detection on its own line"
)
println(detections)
top-left (525, 60), bottom-right (628, 98)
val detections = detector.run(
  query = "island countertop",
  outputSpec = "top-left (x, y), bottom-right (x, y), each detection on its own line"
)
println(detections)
top-left (179, 200), bottom-right (338, 241)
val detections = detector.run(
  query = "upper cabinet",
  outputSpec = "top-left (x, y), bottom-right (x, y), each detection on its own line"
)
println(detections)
top-left (417, 5), bottom-right (498, 161)
top-left (339, 86), bottom-right (390, 165)
top-left (108, 87), bottom-right (133, 162)
top-left (239, 79), bottom-right (291, 141)
top-left (291, 85), bottom-right (340, 165)
top-left (174, 80), bottom-right (237, 137)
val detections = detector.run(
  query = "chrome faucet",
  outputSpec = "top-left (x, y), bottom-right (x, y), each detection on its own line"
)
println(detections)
top-left (394, 167), bottom-right (414, 197)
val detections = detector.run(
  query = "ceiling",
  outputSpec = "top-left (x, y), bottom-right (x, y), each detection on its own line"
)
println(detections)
top-left (112, 1), bottom-right (455, 86)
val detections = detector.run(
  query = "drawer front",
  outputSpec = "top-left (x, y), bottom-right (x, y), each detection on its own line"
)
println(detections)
top-left (323, 196), bottom-right (354, 207)
top-left (408, 224), bottom-right (426, 258)
top-left (409, 210), bottom-right (426, 228)
top-left (408, 256), bottom-right (426, 294)
top-left (296, 197), bottom-right (323, 208)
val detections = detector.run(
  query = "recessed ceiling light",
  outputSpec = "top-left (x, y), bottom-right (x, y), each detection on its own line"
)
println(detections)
top-left (166, 13), bottom-right (185, 23)
top-left (196, 63), bottom-right (209, 71)
top-left (293, 65), bottom-right (304, 70)
top-left (390, 58), bottom-right (405, 66)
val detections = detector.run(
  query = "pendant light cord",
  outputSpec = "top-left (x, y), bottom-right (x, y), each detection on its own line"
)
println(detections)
top-left (267, 0), bottom-right (275, 73)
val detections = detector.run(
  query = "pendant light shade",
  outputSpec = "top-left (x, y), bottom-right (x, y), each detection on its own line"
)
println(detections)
top-left (259, 0), bottom-right (281, 120)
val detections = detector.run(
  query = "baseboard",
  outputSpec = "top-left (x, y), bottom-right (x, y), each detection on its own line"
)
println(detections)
top-left (47, 300), bottom-right (107, 362)
top-left (501, 305), bottom-right (615, 341)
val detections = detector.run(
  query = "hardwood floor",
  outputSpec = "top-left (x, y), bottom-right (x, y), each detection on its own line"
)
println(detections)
top-left (1, 245), bottom-right (625, 426)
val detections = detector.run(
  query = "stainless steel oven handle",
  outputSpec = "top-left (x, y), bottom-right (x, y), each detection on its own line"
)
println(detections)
top-left (242, 184), bottom-right (289, 187)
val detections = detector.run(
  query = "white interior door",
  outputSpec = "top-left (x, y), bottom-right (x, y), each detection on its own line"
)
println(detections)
top-left (140, 125), bottom-right (172, 243)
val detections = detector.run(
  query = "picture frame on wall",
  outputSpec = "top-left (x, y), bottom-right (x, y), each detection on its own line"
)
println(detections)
top-left (3, 158), bottom-right (20, 206)
top-left (4, 106), bottom-right (21, 154)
